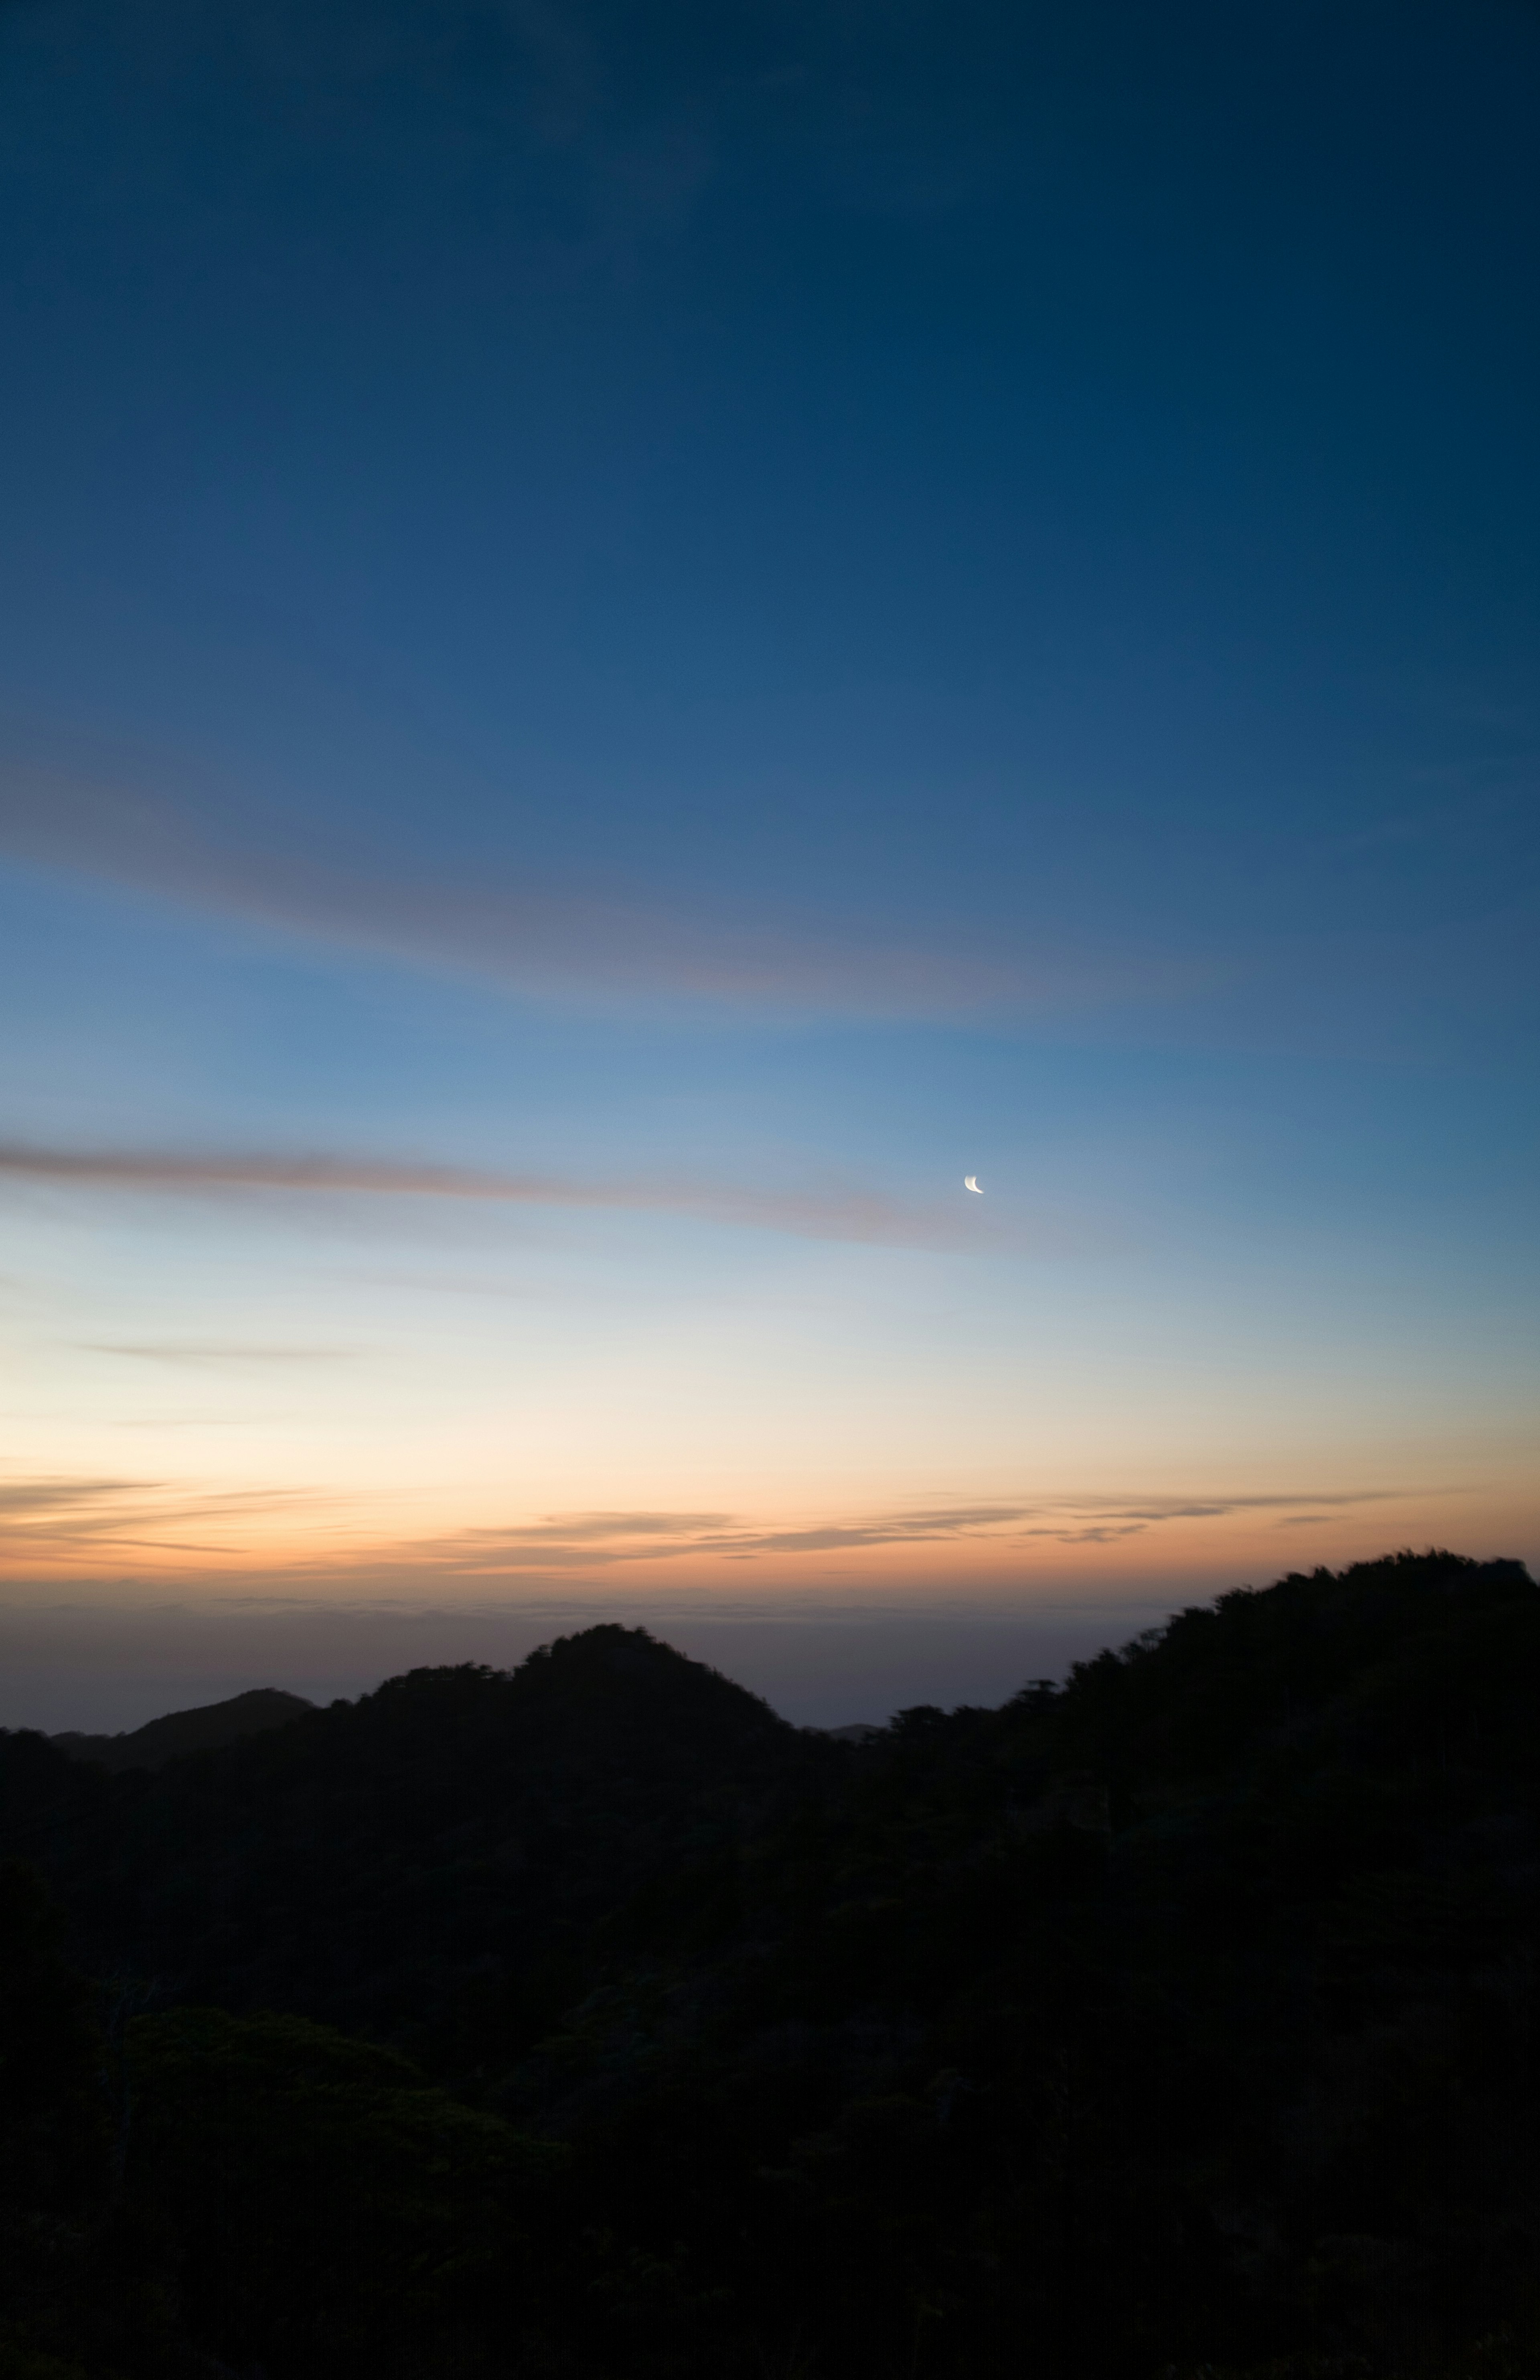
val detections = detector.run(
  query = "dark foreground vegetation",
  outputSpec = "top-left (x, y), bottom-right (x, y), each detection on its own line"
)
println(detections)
top-left (4, 1549), bottom-right (1540, 2379)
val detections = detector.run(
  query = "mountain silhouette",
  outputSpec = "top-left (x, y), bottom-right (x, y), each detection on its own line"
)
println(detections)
top-left (50, 1686), bottom-right (315, 1772)
top-left (4, 1561), bottom-right (1540, 2379)
top-left (5, 1623), bottom-right (819, 2047)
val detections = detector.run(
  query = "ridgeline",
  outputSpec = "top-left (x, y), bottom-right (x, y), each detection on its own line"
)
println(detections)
top-left (49, 1687), bottom-right (316, 1774)
top-left (2, 1549), bottom-right (1538, 2379)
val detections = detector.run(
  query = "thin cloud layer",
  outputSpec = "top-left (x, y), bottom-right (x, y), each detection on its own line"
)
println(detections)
top-left (0, 762), bottom-right (1183, 1021)
top-left (0, 1478), bottom-right (1426, 1581)
top-left (0, 1140), bottom-right (1045, 1252)
top-left (82, 1343), bottom-right (353, 1366)
top-left (387, 1487), bottom-right (1417, 1576)
top-left (0, 1473), bottom-right (322, 1561)
top-left (0, 1477), bottom-right (149, 1520)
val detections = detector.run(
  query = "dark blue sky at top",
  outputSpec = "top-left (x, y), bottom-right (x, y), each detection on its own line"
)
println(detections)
top-left (0, 0), bottom-right (1536, 1104)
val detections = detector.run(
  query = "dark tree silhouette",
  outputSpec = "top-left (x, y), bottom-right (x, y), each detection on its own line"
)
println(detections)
top-left (3, 1565), bottom-right (1539, 2377)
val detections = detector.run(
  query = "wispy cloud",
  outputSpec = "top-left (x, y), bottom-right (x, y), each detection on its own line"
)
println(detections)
top-left (0, 1472), bottom-right (325, 1560)
top-left (80, 1342), bottom-right (353, 1366)
top-left (0, 1475), bottom-right (1442, 1583)
top-left (0, 1477), bottom-right (149, 1520)
top-left (0, 761), bottom-right (1187, 1021)
top-left (386, 1487), bottom-right (1418, 1576)
top-left (0, 1140), bottom-right (1046, 1252)
top-left (1014, 1489), bottom-right (1412, 1542)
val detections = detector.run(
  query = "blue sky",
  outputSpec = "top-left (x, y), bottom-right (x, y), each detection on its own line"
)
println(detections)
top-left (0, 0), bottom-right (1536, 1725)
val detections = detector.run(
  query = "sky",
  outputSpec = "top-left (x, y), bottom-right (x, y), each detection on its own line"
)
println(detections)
top-left (1, 0), bottom-right (1537, 1729)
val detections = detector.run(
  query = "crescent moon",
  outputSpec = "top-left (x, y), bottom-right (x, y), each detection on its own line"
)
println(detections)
top-left (964, 1176), bottom-right (982, 1193)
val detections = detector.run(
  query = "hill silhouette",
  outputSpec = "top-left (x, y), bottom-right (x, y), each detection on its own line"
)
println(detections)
top-left (50, 1685), bottom-right (315, 1772)
top-left (3, 1558), bottom-right (1539, 2379)
top-left (4, 1623), bottom-right (818, 2050)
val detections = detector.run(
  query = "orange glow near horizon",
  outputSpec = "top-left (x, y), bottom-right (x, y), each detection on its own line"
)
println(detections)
top-left (3, 1114), bottom-right (1536, 1651)
top-left (1, 1456), bottom-right (1529, 1611)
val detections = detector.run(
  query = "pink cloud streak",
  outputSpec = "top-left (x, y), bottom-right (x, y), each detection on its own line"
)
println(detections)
top-left (0, 1139), bottom-right (1040, 1251)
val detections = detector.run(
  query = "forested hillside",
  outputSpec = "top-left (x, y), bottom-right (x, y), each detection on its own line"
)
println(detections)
top-left (3, 1550), bottom-right (1539, 2379)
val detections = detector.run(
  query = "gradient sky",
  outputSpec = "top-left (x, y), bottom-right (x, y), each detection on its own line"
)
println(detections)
top-left (1, 0), bottom-right (1536, 1727)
